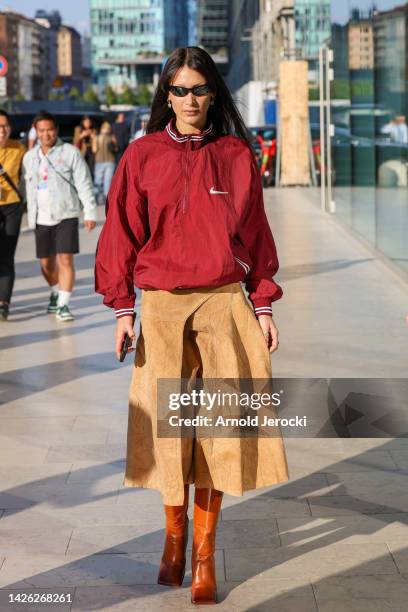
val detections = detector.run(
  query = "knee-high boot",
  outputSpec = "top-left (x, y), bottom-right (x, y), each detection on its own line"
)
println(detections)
top-left (191, 487), bottom-right (223, 605)
top-left (157, 483), bottom-right (190, 587)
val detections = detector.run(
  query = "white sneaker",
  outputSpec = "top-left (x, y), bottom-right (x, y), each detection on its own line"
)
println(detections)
top-left (56, 305), bottom-right (75, 322)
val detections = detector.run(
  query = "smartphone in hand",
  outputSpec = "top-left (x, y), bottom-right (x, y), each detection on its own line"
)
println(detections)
top-left (119, 333), bottom-right (133, 362)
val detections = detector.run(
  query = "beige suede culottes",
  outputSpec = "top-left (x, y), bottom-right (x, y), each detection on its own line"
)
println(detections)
top-left (123, 281), bottom-right (290, 505)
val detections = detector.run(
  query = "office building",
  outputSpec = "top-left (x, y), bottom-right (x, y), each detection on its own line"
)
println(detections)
top-left (90, 0), bottom-right (165, 91)
top-left (34, 11), bottom-right (60, 93)
top-left (165, 0), bottom-right (189, 52)
top-left (294, 0), bottom-right (331, 59)
top-left (196, 0), bottom-right (229, 54)
top-left (0, 10), bottom-right (46, 100)
top-left (348, 9), bottom-right (374, 70)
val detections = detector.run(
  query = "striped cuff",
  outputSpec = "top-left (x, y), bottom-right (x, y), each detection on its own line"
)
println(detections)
top-left (254, 305), bottom-right (273, 317)
top-left (115, 307), bottom-right (136, 319)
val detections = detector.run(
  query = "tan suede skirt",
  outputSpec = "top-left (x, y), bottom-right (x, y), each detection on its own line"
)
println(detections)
top-left (123, 281), bottom-right (290, 505)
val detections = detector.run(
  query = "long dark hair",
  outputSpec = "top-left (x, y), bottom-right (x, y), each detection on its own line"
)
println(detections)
top-left (80, 115), bottom-right (95, 130)
top-left (146, 47), bottom-right (252, 147)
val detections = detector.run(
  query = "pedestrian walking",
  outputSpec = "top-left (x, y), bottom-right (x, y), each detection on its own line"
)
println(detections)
top-left (73, 115), bottom-right (97, 178)
top-left (92, 121), bottom-right (118, 205)
top-left (111, 112), bottom-right (130, 163)
top-left (95, 46), bottom-right (289, 605)
top-left (0, 110), bottom-right (26, 321)
top-left (131, 113), bottom-right (149, 141)
top-left (23, 111), bottom-right (97, 322)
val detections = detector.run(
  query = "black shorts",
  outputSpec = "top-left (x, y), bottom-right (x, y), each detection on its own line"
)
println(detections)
top-left (35, 217), bottom-right (79, 259)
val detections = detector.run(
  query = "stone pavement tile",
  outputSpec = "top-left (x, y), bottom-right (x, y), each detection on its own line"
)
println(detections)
top-left (0, 588), bottom-right (74, 611)
top-left (0, 550), bottom-right (224, 587)
top-left (72, 579), bottom-right (317, 611)
top-left (0, 417), bottom-right (75, 433)
top-left (0, 527), bottom-right (72, 556)
top-left (386, 541), bottom-right (408, 573)
top-left (0, 485), bottom-right (63, 509)
top-left (44, 444), bottom-right (124, 464)
top-left (308, 495), bottom-right (404, 516)
top-left (0, 504), bottom-right (164, 530)
top-left (312, 574), bottom-right (408, 612)
top-left (73, 585), bottom-right (193, 611)
top-left (325, 471), bottom-right (408, 498)
top-left (287, 450), bottom-right (397, 474)
top-left (0, 480), bottom-right (120, 511)
top-left (221, 497), bottom-right (311, 520)
top-left (106, 430), bottom-right (128, 445)
top-left (388, 450), bottom-right (408, 471)
top-left (220, 473), bottom-right (333, 499)
top-left (67, 519), bottom-right (280, 556)
top-left (71, 415), bottom-right (128, 433)
top-left (65, 461), bottom-right (125, 488)
top-left (1, 431), bottom-right (108, 449)
top-left (67, 525), bottom-right (170, 556)
top-left (277, 514), bottom-right (408, 546)
top-left (0, 396), bottom-right (127, 419)
top-left (216, 518), bottom-right (280, 550)
top-left (0, 443), bottom-right (49, 465)
top-left (0, 465), bottom-right (72, 488)
top-left (224, 543), bottom-right (397, 581)
top-left (47, 482), bottom-right (121, 507)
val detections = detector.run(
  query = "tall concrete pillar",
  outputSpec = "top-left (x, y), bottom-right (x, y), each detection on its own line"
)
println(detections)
top-left (279, 60), bottom-right (311, 186)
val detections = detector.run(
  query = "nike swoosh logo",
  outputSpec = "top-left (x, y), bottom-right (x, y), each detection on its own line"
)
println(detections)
top-left (209, 186), bottom-right (229, 195)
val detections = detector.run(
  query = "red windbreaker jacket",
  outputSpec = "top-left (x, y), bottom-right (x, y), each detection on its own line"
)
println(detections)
top-left (94, 116), bottom-right (283, 319)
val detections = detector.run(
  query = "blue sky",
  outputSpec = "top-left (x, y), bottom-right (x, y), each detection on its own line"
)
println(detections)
top-left (7, 0), bottom-right (404, 34)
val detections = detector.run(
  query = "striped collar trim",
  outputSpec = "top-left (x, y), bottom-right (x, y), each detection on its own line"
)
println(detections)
top-left (166, 118), bottom-right (213, 142)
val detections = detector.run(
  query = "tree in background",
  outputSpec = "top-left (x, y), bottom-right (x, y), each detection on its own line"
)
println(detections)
top-left (83, 86), bottom-right (101, 105)
top-left (136, 84), bottom-right (151, 106)
top-left (68, 87), bottom-right (81, 101)
top-left (105, 85), bottom-right (118, 107)
top-left (48, 90), bottom-right (65, 101)
top-left (119, 85), bottom-right (137, 105)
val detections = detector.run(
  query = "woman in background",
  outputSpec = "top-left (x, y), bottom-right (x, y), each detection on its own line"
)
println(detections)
top-left (92, 122), bottom-right (118, 205)
top-left (73, 115), bottom-right (97, 178)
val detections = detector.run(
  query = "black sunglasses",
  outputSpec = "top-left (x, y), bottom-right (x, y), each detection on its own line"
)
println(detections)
top-left (169, 84), bottom-right (211, 97)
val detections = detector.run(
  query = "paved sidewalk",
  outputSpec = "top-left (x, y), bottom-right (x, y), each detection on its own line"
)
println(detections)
top-left (0, 189), bottom-right (407, 611)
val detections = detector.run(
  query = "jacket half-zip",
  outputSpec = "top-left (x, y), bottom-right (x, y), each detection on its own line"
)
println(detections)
top-left (182, 136), bottom-right (192, 214)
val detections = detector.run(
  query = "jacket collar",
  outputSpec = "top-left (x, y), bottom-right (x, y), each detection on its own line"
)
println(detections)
top-left (163, 116), bottom-right (214, 150)
top-left (35, 137), bottom-right (64, 159)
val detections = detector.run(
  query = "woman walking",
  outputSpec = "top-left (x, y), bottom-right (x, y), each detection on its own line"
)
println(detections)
top-left (92, 121), bottom-right (118, 204)
top-left (95, 46), bottom-right (289, 605)
top-left (73, 115), bottom-right (97, 178)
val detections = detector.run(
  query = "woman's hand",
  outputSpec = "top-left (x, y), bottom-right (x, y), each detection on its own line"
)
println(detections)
top-left (115, 315), bottom-right (136, 360)
top-left (257, 314), bottom-right (279, 353)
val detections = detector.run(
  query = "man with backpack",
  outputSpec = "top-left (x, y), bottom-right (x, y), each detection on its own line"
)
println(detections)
top-left (22, 111), bottom-right (97, 322)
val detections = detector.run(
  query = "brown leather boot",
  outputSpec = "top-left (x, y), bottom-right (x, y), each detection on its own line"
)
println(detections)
top-left (191, 487), bottom-right (223, 605)
top-left (157, 484), bottom-right (190, 587)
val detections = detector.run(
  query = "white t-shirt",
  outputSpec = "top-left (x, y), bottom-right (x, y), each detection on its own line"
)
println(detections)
top-left (132, 128), bottom-right (146, 141)
top-left (28, 126), bottom-right (37, 144)
top-left (36, 149), bottom-right (61, 226)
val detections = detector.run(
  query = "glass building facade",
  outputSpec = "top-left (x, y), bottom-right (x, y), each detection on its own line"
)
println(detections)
top-left (295, 0), bottom-right (331, 59)
top-left (90, 0), bottom-right (165, 90)
top-left (325, 1), bottom-right (408, 276)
